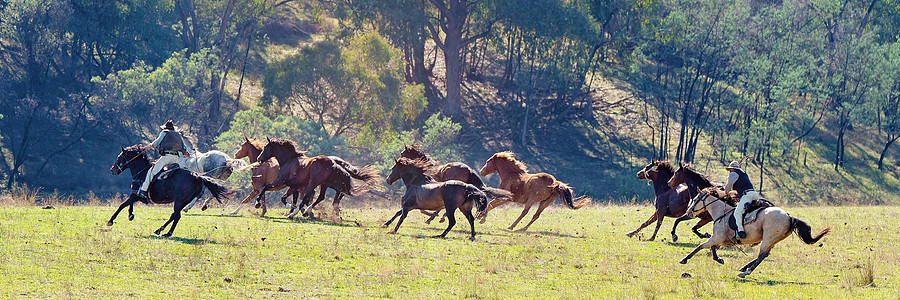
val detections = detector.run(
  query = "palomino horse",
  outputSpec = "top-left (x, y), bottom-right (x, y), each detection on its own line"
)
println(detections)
top-left (229, 137), bottom-right (285, 216)
top-left (108, 145), bottom-right (234, 237)
top-left (479, 151), bottom-right (591, 231)
top-left (679, 187), bottom-right (830, 278)
top-left (627, 160), bottom-right (713, 242)
top-left (666, 163), bottom-right (735, 238)
top-left (399, 144), bottom-right (511, 223)
top-left (381, 157), bottom-right (488, 240)
top-left (255, 138), bottom-right (378, 219)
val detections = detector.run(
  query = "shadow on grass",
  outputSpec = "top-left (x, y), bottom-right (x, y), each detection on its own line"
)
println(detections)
top-left (270, 216), bottom-right (361, 228)
top-left (740, 277), bottom-right (817, 286)
top-left (142, 234), bottom-right (219, 245)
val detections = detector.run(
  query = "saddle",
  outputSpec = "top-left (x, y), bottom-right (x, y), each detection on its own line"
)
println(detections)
top-left (727, 199), bottom-right (776, 231)
top-left (154, 163), bottom-right (182, 181)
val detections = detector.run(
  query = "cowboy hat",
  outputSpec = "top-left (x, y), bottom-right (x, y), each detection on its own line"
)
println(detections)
top-left (725, 160), bottom-right (742, 171)
top-left (160, 120), bottom-right (178, 130)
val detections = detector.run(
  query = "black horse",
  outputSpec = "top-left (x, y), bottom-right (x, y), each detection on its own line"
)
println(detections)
top-left (108, 144), bottom-right (234, 237)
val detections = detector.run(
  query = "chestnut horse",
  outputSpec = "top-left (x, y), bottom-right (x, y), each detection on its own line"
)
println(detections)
top-left (381, 157), bottom-right (488, 240)
top-left (229, 137), bottom-right (285, 216)
top-left (627, 160), bottom-right (713, 242)
top-left (479, 151), bottom-right (591, 231)
top-left (399, 144), bottom-right (511, 223)
top-left (255, 138), bottom-right (378, 219)
top-left (679, 187), bottom-right (830, 278)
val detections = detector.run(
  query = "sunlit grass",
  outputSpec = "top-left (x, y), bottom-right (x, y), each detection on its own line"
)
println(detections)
top-left (0, 204), bottom-right (895, 298)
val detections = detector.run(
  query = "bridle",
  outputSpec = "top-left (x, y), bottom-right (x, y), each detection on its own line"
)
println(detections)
top-left (688, 191), bottom-right (726, 216)
top-left (114, 147), bottom-right (151, 174)
top-left (639, 164), bottom-right (658, 182)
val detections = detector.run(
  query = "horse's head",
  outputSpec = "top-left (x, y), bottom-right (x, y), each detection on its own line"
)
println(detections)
top-left (637, 161), bottom-right (659, 181)
top-left (668, 163), bottom-right (687, 188)
top-left (111, 144), bottom-right (146, 175)
top-left (387, 157), bottom-right (430, 185)
top-left (684, 191), bottom-right (709, 219)
top-left (480, 155), bottom-right (498, 177)
top-left (236, 136), bottom-right (263, 160)
top-left (400, 144), bottom-right (428, 160)
top-left (257, 137), bottom-right (308, 164)
top-left (480, 151), bottom-right (525, 177)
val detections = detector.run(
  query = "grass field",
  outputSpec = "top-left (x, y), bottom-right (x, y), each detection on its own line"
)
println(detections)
top-left (0, 203), bottom-right (896, 299)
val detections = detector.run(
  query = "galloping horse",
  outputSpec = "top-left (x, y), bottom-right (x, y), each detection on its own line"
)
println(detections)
top-left (255, 138), bottom-right (377, 219)
top-left (399, 144), bottom-right (511, 223)
top-left (679, 187), bottom-right (830, 278)
top-left (177, 147), bottom-right (247, 212)
top-left (479, 151), bottom-right (591, 231)
top-left (666, 163), bottom-right (734, 239)
top-left (229, 137), bottom-right (285, 216)
top-left (108, 144), bottom-right (234, 237)
top-left (627, 160), bottom-right (713, 242)
top-left (381, 157), bottom-right (488, 240)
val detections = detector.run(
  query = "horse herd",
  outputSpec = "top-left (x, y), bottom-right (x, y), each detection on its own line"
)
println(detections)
top-left (107, 138), bottom-right (829, 278)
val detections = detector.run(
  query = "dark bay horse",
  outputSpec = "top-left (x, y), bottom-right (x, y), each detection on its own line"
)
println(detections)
top-left (108, 144), bottom-right (234, 237)
top-left (399, 144), bottom-right (511, 223)
top-left (680, 187), bottom-right (830, 278)
top-left (479, 151), bottom-right (591, 231)
top-left (255, 138), bottom-right (378, 219)
top-left (666, 163), bottom-right (736, 239)
top-left (381, 157), bottom-right (488, 240)
top-left (229, 137), bottom-right (285, 216)
top-left (627, 160), bottom-right (713, 242)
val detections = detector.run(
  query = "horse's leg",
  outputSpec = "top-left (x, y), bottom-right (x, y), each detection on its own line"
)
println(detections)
top-left (692, 217), bottom-right (712, 239)
top-left (739, 242), bottom-right (774, 278)
top-left (229, 189), bottom-right (259, 215)
top-left (627, 211), bottom-right (658, 238)
top-left (435, 209), bottom-right (456, 238)
top-left (517, 198), bottom-right (554, 232)
top-left (107, 195), bottom-right (137, 226)
top-left (679, 239), bottom-right (717, 264)
top-left (331, 193), bottom-right (344, 219)
top-left (422, 210), bottom-right (439, 224)
top-left (127, 202), bottom-right (135, 221)
top-left (670, 214), bottom-right (690, 242)
top-left (302, 186), bottom-right (328, 217)
top-left (710, 246), bottom-right (724, 264)
top-left (154, 212), bottom-right (176, 236)
top-left (481, 199), bottom-right (511, 224)
top-left (507, 200), bottom-right (538, 231)
top-left (461, 206), bottom-right (476, 241)
top-left (382, 209), bottom-right (403, 228)
top-left (162, 208), bottom-right (183, 237)
top-left (647, 210), bottom-right (666, 241)
top-left (288, 187), bottom-right (316, 219)
top-left (388, 209), bottom-right (410, 234)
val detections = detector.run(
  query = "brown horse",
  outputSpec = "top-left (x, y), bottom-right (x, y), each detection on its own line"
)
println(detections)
top-left (479, 151), bottom-right (591, 231)
top-left (666, 163), bottom-right (739, 238)
top-left (255, 138), bottom-right (377, 219)
top-left (679, 187), bottom-right (830, 278)
top-left (381, 157), bottom-right (488, 240)
top-left (230, 136), bottom-right (285, 216)
top-left (627, 160), bottom-right (713, 242)
top-left (399, 144), bottom-right (511, 223)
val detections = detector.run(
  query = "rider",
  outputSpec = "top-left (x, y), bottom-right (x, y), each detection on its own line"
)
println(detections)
top-left (136, 120), bottom-right (195, 199)
top-left (724, 160), bottom-right (758, 239)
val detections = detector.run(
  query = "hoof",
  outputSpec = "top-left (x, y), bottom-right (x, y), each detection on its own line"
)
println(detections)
top-left (679, 259), bottom-right (688, 264)
top-left (106, 221), bottom-right (114, 227)
top-left (431, 235), bottom-right (446, 239)
top-left (182, 208), bottom-right (190, 213)
top-left (381, 224), bottom-right (389, 228)
top-left (507, 225), bottom-right (516, 230)
top-left (715, 258), bottom-right (725, 265)
top-left (672, 235), bottom-right (679, 242)
top-left (514, 228), bottom-right (528, 233)
top-left (738, 272), bottom-right (747, 278)
top-left (387, 231), bottom-right (397, 234)
top-left (469, 236), bottom-right (475, 241)
top-left (128, 214), bottom-right (135, 221)
top-left (701, 233), bottom-right (711, 238)
top-left (479, 219), bottom-right (486, 224)
top-left (647, 237), bottom-right (656, 242)
top-left (154, 229), bottom-right (162, 235)
top-left (228, 211), bottom-right (238, 215)
top-left (625, 232), bottom-right (635, 238)
top-left (439, 218), bottom-right (446, 223)
top-left (162, 233), bottom-right (172, 238)
top-left (201, 205), bottom-right (208, 211)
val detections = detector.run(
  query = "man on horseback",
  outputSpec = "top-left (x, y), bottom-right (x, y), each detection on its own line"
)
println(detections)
top-left (724, 161), bottom-right (759, 239)
top-left (136, 120), bottom-right (195, 199)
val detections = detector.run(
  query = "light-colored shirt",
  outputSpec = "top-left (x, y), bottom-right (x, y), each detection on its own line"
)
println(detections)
top-left (724, 171), bottom-right (739, 192)
top-left (151, 131), bottom-right (195, 155)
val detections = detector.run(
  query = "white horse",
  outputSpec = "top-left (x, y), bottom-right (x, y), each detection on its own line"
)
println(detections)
top-left (176, 150), bottom-right (247, 211)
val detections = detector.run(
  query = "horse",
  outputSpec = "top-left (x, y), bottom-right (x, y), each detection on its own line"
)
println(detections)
top-left (666, 163), bottom-right (737, 239)
top-left (679, 187), bottom-right (830, 278)
top-left (399, 144), bottom-right (511, 223)
top-left (177, 147), bottom-right (247, 212)
top-left (254, 138), bottom-right (378, 219)
top-left (479, 151), bottom-right (591, 231)
top-left (381, 157), bottom-right (488, 240)
top-left (627, 160), bottom-right (713, 242)
top-left (108, 144), bottom-right (234, 237)
top-left (229, 136), bottom-right (285, 217)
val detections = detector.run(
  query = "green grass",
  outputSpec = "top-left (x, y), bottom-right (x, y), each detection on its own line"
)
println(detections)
top-left (0, 204), bottom-right (895, 298)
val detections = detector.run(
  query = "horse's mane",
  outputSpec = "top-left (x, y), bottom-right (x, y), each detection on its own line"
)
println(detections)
top-left (402, 144), bottom-right (432, 160)
top-left (247, 138), bottom-right (266, 150)
top-left (396, 157), bottom-right (435, 175)
top-left (701, 186), bottom-right (736, 206)
top-left (124, 144), bottom-right (149, 159)
top-left (493, 151), bottom-right (528, 173)
top-left (681, 164), bottom-right (714, 184)
top-left (268, 137), bottom-right (309, 156)
top-left (654, 160), bottom-right (675, 174)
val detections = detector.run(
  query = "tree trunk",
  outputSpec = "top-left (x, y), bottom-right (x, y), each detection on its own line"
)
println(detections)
top-left (878, 135), bottom-right (897, 170)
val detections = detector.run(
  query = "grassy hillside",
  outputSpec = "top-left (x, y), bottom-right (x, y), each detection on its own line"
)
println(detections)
top-left (0, 204), bottom-right (894, 298)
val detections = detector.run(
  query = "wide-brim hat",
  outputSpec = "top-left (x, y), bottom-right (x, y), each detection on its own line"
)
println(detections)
top-left (160, 120), bottom-right (178, 130)
top-left (725, 160), bottom-right (742, 171)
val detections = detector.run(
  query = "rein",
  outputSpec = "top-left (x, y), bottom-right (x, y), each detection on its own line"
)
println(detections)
top-left (116, 147), bottom-right (152, 174)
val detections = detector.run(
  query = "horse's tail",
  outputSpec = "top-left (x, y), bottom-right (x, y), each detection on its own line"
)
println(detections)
top-left (197, 175), bottom-right (235, 204)
top-left (791, 217), bottom-right (830, 245)
top-left (465, 185), bottom-right (489, 219)
top-left (228, 157), bottom-right (250, 172)
top-left (555, 182), bottom-right (591, 209)
top-left (333, 158), bottom-right (380, 187)
top-left (464, 169), bottom-right (511, 201)
top-left (236, 162), bottom-right (260, 172)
